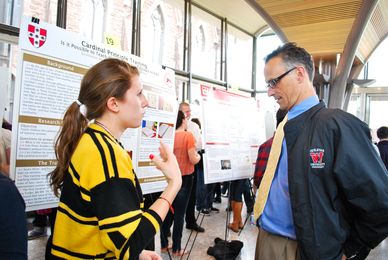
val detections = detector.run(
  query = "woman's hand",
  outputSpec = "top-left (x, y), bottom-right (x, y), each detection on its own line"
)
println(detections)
top-left (139, 250), bottom-right (162, 260)
top-left (150, 141), bottom-right (181, 185)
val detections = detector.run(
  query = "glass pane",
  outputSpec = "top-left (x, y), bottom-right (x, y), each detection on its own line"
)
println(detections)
top-left (365, 38), bottom-right (388, 87)
top-left (80, 0), bottom-right (105, 42)
top-left (150, 6), bottom-right (163, 63)
top-left (189, 82), bottom-right (203, 119)
top-left (82, 0), bottom-right (94, 39)
top-left (347, 94), bottom-right (361, 119)
top-left (94, 0), bottom-right (105, 42)
top-left (227, 26), bottom-right (253, 89)
top-left (191, 5), bottom-right (221, 80)
top-left (175, 79), bottom-right (185, 102)
top-left (65, 0), bottom-right (131, 48)
top-left (140, 0), bottom-right (184, 70)
top-left (0, 41), bottom-right (17, 123)
top-left (19, 0), bottom-right (57, 25)
top-left (256, 34), bottom-right (282, 91)
top-left (368, 95), bottom-right (388, 131)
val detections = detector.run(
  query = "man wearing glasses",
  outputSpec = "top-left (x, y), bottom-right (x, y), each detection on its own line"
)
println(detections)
top-left (254, 42), bottom-right (388, 260)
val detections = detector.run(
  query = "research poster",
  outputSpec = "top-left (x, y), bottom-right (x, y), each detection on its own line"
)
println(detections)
top-left (200, 85), bottom-right (266, 184)
top-left (11, 16), bottom-right (176, 211)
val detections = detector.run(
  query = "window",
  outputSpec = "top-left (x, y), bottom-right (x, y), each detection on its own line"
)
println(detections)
top-left (82, 0), bottom-right (106, 42)
top-left (256, 34), bottom-right (282, 91)
top-left (195, 25), bottom-right (205, 52)
top-left (141, 0), bottom-right (184, 69)
top-left (191, 5), bottom-right (221, 80)
top-left (227, 26), bottom-right (253, 89)
top-left (358, 38), bottom-right (388, 87)
top-left (0, 0), bottom-right (22, 27)
top-left (150, 5), bottom-right (164, 63)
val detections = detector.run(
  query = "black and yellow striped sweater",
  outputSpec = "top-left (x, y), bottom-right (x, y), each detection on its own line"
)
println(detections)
top-left (51, 124), bottom-right (162, 259)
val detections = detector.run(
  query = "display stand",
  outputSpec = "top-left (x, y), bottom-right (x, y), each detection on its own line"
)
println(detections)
top-left (238, 178), bottom-right (255, 236)
top-left (160, 186), bottom-right (210, 260)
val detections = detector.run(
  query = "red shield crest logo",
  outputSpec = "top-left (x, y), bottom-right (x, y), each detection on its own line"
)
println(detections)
top-left (28, 24), bottom-right (47, 48)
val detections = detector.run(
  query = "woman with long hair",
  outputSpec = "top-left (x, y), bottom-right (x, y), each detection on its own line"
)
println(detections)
top-left (48, 58), bottom-right (181, 260)
top-left (160, 110), bottom-right (200, 256)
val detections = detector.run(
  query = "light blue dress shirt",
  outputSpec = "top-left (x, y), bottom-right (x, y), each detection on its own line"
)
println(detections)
top-left (260, 95), bottom-right (320, 239)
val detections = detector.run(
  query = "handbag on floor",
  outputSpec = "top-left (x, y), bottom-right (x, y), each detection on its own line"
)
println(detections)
top-left (207, 237), bottom-right (243, 260)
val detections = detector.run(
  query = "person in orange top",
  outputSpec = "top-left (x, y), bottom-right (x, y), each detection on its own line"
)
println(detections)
top-left (160, 110), bottom-right (200, 256)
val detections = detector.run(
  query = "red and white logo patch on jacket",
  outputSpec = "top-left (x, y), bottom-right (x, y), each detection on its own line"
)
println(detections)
top-left (310, 148), bottom-right (325, 168)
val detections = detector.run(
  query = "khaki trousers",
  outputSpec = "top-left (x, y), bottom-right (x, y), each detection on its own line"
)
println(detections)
top-left (255, 227), bottom-right (300, 260)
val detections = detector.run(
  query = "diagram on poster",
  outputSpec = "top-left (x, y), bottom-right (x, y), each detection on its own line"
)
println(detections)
top-left (11, 16), bottom-right (176, 211)
top-left (200, 85), bottom-right (266, 184)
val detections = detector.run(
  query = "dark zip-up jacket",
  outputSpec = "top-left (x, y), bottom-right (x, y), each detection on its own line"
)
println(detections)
top-left (284, 101), bottom-right (388, 260)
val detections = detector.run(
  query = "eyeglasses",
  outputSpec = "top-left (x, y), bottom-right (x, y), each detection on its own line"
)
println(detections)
top-left (266, 67), bottom-right (297, 89)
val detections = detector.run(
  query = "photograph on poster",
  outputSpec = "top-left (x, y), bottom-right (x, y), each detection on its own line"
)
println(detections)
top-left (161, 97), bottom-right (174, 112)
top-left (147, 93), bottom-right (157, 109)
top-left (158, 95), bottom-right (164, 110)
top-left (158, 122), bottom-right (174, 139)
top-left (141, 120), bottom-right (157, 138)
top-left (221, 159), bottom-right (231, 170)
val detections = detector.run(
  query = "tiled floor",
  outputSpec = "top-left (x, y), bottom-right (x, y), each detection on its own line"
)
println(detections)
top-left (28, 197), bottom-right (388, 259)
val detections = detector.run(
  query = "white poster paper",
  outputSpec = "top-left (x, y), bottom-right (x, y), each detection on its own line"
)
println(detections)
top-left (200, 85), bottom-right (265, 184)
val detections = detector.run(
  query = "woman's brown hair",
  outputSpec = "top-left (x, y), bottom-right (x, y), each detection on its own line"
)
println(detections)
top-left (176, 110), bottom-right (186, 129)
top-left (48, 59), bottom-right (139, 197)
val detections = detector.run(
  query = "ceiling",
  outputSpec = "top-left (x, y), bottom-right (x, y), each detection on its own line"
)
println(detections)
top-left (192, 0), bottom-right (388, 67)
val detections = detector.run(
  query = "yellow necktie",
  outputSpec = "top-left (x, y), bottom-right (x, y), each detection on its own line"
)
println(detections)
top-left (253, 114), bottom-right (288, 220)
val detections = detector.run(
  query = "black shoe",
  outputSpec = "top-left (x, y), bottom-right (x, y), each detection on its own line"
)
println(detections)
top-left (213, 197), bottom-right (221, 203)
top-left (193, 224), bottom-right (205, 232)
top-left (226, 205), bottom-right (232, 212)
top-left (201, 209), bottom-right (210, 216)
top-left (186, 224), bottom-right (205, 232)
top-left (210, 207), bottom-right (219, 213)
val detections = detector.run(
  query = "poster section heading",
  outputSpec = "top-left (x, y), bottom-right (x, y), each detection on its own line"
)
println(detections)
top-left (200, 85), bottom-right (265, 184)
top-left (13, 16), bottom-right (177, 211)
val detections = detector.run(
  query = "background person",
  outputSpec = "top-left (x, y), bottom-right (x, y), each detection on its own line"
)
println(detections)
top-left (0, 171), bottom-right (28, 259)
top-left (253, 109), bottom-right (287, 195)
top-left (160, 110), bottom-right (200, 256)
top-left (179, 103), bottom-right (206, 232)
top-left (377, 126), bottom-right (388, 170)
top-left (48, 58), bottom-right (182, 260)
top-left (227, 179), bottom-right (246, 232)
top-left (193, 117), bottom-right (218, 216)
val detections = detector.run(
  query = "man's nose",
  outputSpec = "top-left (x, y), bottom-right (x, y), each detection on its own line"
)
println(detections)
top-left (267, 87), bottom-right (275, 97)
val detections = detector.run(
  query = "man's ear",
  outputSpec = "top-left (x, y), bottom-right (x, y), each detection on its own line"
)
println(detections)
top-left (106, 97), bottom-right (119, 113)
top-left (296, 66), bottom-right (306, 84)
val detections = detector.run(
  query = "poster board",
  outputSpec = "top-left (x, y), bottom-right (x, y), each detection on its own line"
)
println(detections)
top-left (200, 85), bottom-right (266, 184)
top-left (11, 16), bottom-right (177, 211)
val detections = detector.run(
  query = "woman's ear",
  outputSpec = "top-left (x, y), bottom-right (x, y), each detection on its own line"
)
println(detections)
top-left (106, 97), bottom-right (119, 113)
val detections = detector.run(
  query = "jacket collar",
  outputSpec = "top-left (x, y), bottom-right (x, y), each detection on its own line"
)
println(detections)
top-left (284, 100), bottom-right (326, 137)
